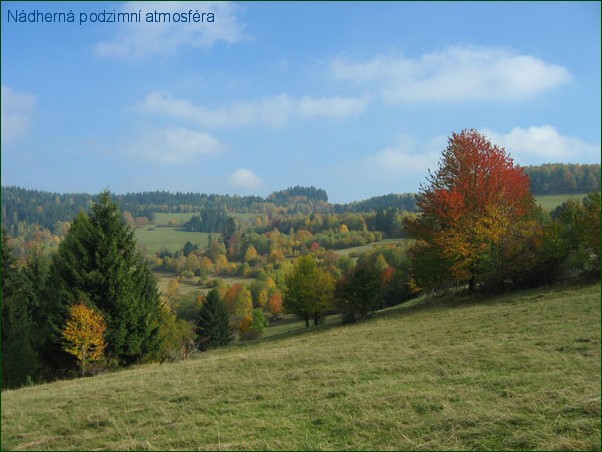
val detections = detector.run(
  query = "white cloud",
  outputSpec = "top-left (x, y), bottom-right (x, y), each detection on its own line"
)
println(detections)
top-left (367, 148), bottom-right (438, 173)
top-left (364, 134), bottom-right (446, 175)
top-left (95, 1), bottom-right (246, 60)
top-left (1, 85), bottom-right (36, 144)
top-left (331, 46), bottom-right (571, 103)
top-left (127, 126), bottom-right (222, 163)
top-left (482, 125), bottom-right (601, 163)
top-left (134, 91), bottom-right (368, 127)
top-left (228, 168), bottom-right (263, 191)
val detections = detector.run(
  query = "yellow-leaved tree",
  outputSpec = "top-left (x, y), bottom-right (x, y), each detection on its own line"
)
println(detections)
top-left (62, 303), bottom-right (107, 376)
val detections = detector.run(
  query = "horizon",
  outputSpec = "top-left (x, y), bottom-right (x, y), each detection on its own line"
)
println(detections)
top-left (3, 160), bottom-right (599, 206)
top-left (2, 1), bottom-right (600, 204)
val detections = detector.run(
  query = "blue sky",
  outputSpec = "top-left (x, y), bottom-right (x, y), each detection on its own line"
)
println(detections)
top-left (1, 1), bottom-right (600, 203)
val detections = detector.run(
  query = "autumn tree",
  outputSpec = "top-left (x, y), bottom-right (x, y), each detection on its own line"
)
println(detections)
top-left (243, 309), bottom-right (269, 340)
top-left (195, 289), bottom-right (233, 351)
top-left (405, 129), bottom-right (537, 292)
top-left (284, 255), bottom-right (335, 327)
top-left (244, 245), bottom-right (258, 263)
top-left (267, 292), bottom-right (283, 320)
top-left (62, 303), bottom-right (107, 376)
top-left (223, 284), bottom-right (253, 337)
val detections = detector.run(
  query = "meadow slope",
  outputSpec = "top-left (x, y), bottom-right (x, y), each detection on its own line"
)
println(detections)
top-left (2, 283), bottom-right (600, 450)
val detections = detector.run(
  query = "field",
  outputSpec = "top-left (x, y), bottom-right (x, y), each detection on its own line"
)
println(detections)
top-left (134, 227), bottom-right (215, 255)
top-left (2, 283), bottom-right (599, 450)
top-left (332, 238), bottom-right (411, 258)
top-left (535, 193), bottom-right (588, 211)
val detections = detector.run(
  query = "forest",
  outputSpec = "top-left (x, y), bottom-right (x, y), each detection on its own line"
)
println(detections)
top-left (3, 163), bottom-right (598, 236)
top-left (2, 145), bottom-right (600, 389)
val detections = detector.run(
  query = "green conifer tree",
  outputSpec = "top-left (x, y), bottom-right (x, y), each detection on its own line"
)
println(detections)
top-left (195, 288), bottom-right (233, 351)
top-left (44, 190), bottom-right (163, 370)
top-left (1, 230), bottom-right (39, 387)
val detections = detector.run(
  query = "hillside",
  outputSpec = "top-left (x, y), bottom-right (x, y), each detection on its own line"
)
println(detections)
top-left (2, 283), bottom-right (600, 450)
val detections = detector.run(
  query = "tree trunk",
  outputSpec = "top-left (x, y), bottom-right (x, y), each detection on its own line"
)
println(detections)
top-left (468, 275), bottom-right (476, 292)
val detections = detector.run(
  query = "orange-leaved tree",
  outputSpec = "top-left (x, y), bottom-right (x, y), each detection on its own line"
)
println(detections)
top-left (62, 303), bottom-right (107, 376)
top-left (405, 129), bottom-right (537, 292)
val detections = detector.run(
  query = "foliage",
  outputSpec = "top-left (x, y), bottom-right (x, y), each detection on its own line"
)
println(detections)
top-left (267, 292), bottom-right (284, 320)
top-left (241, 309), bottom-right (269, 340)
top-left (195, 288), bottom-right (233, 351)
top-left (62, 303), bottom-right (107, 376)
top-left (268, 185), bottom-right (329, 204)
top-left (335, 263), bottom-right (382, 323)
top-left (334, 193), bottom-right (417, 213)
top-left (45, 190), bottom-right (164, 370)
top-left (405, 129), bottom-right (538, 292)
top-left (524, 163), bottom-right (600, 195)
top-left (551, 191), bottom-right (601, 279)
top-left (223, 284), bottom-right (254, 337)
top-left (182, 207), bottom-right (230, 233)
top-left (284, 255), bottom-right (335, 327)
top-left (1, 230), bottom-right (39, 388)
top-left (157, 315), bottom-right (196, 362)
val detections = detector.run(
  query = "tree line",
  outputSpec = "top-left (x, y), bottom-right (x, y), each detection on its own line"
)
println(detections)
top-left (4, 163), bottom-right (597, 236)
top-left (524, 163), bottom-right (600, 195)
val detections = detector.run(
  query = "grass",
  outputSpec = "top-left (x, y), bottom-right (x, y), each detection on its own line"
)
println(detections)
top-left (332, 238), bottom-right (411, 258)
top-left (535, 193), bottom-right (588, 211)
top-left (152, 212), bottom-right (197, 225)
top-left (134, 227), bottom-right (215, 255)
top-left (2, 282), bottom-right (600, 450)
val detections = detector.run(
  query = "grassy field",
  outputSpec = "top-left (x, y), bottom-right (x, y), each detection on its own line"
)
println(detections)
top-left (134, 227), bottom-right (215, 255)
top-left (535, 193), bottom-right (588, 211)
top-left (332, 238), bottom-right (411, 258)
top-left (2, 283), bottom-right (599, 450)
top-left (152, 212), bottom-right (196, 225)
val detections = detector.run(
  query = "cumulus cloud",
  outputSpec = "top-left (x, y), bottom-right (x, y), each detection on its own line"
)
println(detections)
top-left (127, 126), bottom-right (222, 163)
top-left (481, 125), bottom-right (601, 163)
top-left (95, 1), bottom-right (246, 60)
top-left (134, 91), bottom-right (368, 127)
top-left (228, 168), bottom-right (263, 191)
top-left (330, 46), bottom-right (571, 103)
top-left (1, 85), bottom-right (36, 144)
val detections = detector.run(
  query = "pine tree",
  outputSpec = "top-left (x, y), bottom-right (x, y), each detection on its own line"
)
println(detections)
top-left (44, 190), bottom-right (164, 370)
top-left (1, 230), bottom-right (39, 387)
top-left (195, 288), bottom-right (233, 351)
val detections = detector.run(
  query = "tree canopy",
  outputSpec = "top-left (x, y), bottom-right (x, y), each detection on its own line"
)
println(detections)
top-left (406, 129), bottom-right (538, 291)
top-left (45, 190), bottom-right (164, 369)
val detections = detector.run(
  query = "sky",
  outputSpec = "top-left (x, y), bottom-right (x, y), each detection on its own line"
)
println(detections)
top-left (1, 1), bottom-right (600, 203)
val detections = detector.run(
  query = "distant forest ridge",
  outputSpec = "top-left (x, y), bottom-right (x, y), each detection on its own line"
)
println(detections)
top-left (1, 163), bottom-right (599, 234)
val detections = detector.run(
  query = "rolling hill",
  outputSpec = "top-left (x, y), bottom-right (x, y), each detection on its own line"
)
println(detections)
top-left (1, 283), bottom-right (600, 450)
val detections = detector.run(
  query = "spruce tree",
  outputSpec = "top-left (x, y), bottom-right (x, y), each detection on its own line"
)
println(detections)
top-left (45, 190), bottom-right (163, 369)
top-left (195, 288), bottom-right (233, 351)
top-left (1, 230), bottom-right (39, 387)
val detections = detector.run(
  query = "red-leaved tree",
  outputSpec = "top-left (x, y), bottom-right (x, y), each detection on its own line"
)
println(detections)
top-left (405, 129), bottom-right (538, 291)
